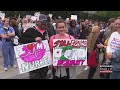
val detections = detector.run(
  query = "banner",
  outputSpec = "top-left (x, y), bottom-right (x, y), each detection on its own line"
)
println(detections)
top-left (31, 16), bottom-right (37, 21)
top-left (53, 39), bottom-right (87, 66)
top-left (71, 15), bottom-right (77, 21)
top-left (26, 15), bottom-right (31, 19)
top-left (14, 40), bottom-right (52, 74)
top-left (34, 12), bottom-right (40, 21)
top-left (0, 13), bottom-right (5, 20)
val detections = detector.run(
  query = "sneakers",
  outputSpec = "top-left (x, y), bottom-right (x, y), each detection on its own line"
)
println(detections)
top-left (4, 67), bottom-right (8, 71)
top-left (84, 66), bottom-right (90, 70)
top-left (11, 65), bottom-right (17, 68)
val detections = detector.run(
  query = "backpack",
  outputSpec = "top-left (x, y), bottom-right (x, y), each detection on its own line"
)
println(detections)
top-left (87, 50), bottom-right (99, 68)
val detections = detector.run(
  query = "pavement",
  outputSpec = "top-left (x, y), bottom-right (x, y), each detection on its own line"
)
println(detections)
top-left (0, 41), bottom-right (29, 79)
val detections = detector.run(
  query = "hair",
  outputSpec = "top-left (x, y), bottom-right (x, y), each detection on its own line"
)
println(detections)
top-left (108, 18), bottom-right (116, 26)
top-left (109, 22), bottom-right (117, 36)
top-left (3, 18), bottom-right (9, 23)
top-left (10, 17), bottom-right (17, 21)
top-left (117, 16), bottom-right (120, 19)
top-left (70, 20), bottom-right (76, 27)
top-left (47, 15), bottom-right (51, 22)
top-left (0, 17), bottom-right (2, 20)
top-left (87, 26), bottom-right (100, 53)
top-left (56, 19), bottom-right (66, 28)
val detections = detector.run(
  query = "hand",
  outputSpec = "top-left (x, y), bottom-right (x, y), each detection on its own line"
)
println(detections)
top-left (77, 34), bottom-right (80, 37)
top-left (97, 43), bottom-right (104, 48)
top-left (35, 37), bottom-right (42, 42)
top-left (107, 52), bottom-right (112, 59)
top-left (4, 34), bottom-right (10, 38)
top-left (15, 36), bottom-right (19, 39)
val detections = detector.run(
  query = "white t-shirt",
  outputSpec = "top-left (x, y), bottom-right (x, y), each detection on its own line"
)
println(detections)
top-left (107, 31), bottom-right (120, 53)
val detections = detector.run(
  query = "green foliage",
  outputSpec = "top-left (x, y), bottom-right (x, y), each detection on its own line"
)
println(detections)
top-left (3, 11), bottom-right (120, 22)
top-left (97, 11), bottom-right (120, 19)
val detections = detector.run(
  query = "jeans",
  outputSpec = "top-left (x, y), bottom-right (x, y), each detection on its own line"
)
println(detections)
top-left (110, 71), bottom-right (120, 79)
top-left (2, 42), bottom-right (15, 68)
top-left (29, 67), bottom-right (48, 79)
top-left (88, 67), bottom-right (97, 79)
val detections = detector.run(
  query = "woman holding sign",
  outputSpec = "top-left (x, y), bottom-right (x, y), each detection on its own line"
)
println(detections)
top-left (49, 19), bottom-right (78, 79)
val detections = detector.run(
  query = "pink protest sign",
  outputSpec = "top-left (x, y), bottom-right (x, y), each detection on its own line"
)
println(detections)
top-left (20, 42), bottom-right (45, 62)
top-left (14, 40), bottom-right (52, 74)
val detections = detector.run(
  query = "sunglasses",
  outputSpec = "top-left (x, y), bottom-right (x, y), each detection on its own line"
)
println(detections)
top-left (39, 19), bottom-right (47, 24)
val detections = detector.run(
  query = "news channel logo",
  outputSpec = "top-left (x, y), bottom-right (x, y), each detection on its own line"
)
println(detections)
top-left (100, 64), bottom-right (113, 73)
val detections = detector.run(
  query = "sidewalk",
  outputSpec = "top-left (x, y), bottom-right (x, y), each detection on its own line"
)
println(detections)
top-left (0, 56), bottom-right (29, 79)
top-left (0, 52), bottom-right (104, 79)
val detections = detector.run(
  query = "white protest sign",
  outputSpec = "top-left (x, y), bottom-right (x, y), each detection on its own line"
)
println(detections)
top-left (58, 16), bottom-right (61, 19)
top-left (49, 14), bottom-right (52, 18)
top-left (31, 16), bottom-right (37, 21)
top-left (26, 15), bottom-right (31, 19)
top-left (14, 40), bottom-right (52, 74)
top-left (71, 15), bottom-right (77, 20)
top-left (34, 12), bottom-right (40, 17)
top-left (34, 12), bottom-right (40, 20)
top-left (53, 39), bottom-right (87, 66)
top-left (0, 13), bottom-right (5, 20)
top-left (66, 18), bottom-right (69, 21)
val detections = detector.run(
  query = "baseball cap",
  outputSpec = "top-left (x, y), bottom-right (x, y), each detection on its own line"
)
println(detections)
top-left (38, 14), bottom-right (47, 24)
top-left (39, 14), bottom-right (47, 20)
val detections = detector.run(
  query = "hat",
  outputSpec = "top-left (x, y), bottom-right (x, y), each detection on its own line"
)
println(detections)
top-left (38, 14), bottom-right (47, 21)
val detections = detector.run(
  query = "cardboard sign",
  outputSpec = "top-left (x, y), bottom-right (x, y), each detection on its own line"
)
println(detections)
top-left (34, 12), bottom-right (40, 20)
top-left (34, 12), bottom-right (40, 17)
top-left (71, 15), bottom-right (77, 20)
top-left (31, 16), bottom-right (37, 21)
top-left (49, 14), bottom-right (52, 18)
top-left (26, 15), bottom-right (31, 19)
top-left (14, 40), bottom-right (52, 74)
top-left (66, 18), bottom-right (69, 21)
top-left (53, 39), bottom-right (87, 66)
top-left (0, 13), bottom-right (5, 20)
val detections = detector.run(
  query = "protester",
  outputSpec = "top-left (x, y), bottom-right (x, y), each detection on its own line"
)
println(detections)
top-left (106, 17), bottom-right (120, 79)
top-left (101, 18), bottom-right (116, 79)
top-left (0, 17), bottom-right (3, 29)
top-left (19, 14), bottom-right (49, 79)
top-left (68, 20), bottom-right (80, 39)
top-left (0, 18), bottom-right (17, 71)
top-left (78, 19), bottom-right (92, 39)
top-left (87, 26), bottom-right (105, 79)
top-left (49, 19), bottom-right (78, 79)
top-left (10, 17), bottom-right (20, 38)
top-left (21, 18), bottom-right (28, 33)
top-left (46, 15), bottom-right (56, 38)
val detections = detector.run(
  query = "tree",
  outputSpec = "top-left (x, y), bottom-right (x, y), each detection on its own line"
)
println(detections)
top-left (97, 11), bottom-right (120, 19)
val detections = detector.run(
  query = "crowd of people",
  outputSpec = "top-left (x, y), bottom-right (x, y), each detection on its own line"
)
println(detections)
top-left (0, 13), bottom-right (120, 79)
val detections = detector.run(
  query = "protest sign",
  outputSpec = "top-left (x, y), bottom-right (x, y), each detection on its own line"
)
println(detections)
top-left (14, 40), bottom-right (52, 74)
top-left (0, 13), bottom-right (5, 20)
top-left (71, 15), bottom-right (77, 20)
top-left (53, 39), bottom-right (87, 66)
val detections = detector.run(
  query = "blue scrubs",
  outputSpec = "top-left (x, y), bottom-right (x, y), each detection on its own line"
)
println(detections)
top-left (0, 26), bottom-right (15, 68)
